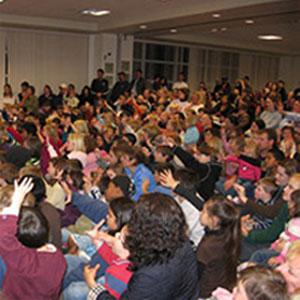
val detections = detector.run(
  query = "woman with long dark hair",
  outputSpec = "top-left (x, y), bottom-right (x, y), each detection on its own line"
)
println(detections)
top-left (197, 196), bottom-right (241, 298)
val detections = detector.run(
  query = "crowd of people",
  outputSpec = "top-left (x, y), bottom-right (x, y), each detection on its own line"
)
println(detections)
top-left (0, 67), bottom-right (300, 300)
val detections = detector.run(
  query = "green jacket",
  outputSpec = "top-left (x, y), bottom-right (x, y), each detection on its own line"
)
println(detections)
top-left (245, 203), bottom-right (289, 244)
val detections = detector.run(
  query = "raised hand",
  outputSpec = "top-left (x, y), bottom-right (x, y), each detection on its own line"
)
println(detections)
top-left (160, 169), bottom-right (179, 190)
top-left (233, 183), bottom-right (248, 204)
top-left (11, 177), bottom-right (34, 211)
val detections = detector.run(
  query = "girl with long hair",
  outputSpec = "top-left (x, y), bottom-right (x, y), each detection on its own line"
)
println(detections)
top-left (197, 196), bottom-right (241, 298)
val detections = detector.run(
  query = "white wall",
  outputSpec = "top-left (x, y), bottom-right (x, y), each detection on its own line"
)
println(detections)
top-left (239, 53), bottom-right (280, 90)
top-left (0, 29), bottom-right (134, 95)
top-left (279, 56), bottom-right (300, 91)
top-left (0, 31), bottom-right (5, 92)
top-left (1, 28), bottom-right (89, 95)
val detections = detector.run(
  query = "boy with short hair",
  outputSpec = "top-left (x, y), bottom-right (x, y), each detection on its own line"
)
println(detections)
top-left (0, 178), bottom-right (66, 300)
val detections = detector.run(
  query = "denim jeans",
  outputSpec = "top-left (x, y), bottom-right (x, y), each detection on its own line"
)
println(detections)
top-left (0, 256), bottom-right (6, 288)
top-left (250, 248), bottom-right (279, 267)
top-left (63, 254), bottom-right (89, 300)
top-left (63, 254), bottom-right (105, 300)
top-left (240, 239), bottom-right (271, 262)
top-left (61, 228), bottom-right (98, 259)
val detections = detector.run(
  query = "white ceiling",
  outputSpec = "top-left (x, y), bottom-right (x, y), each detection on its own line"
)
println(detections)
top-left (0, 0), bottom-right (299, 55)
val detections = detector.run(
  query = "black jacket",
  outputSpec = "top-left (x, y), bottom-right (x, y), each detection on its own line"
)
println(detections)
top-left (91, 78), bottom-right (109, 94)
top-left (130, 77), bottom-right (146, 96)
top-left (110, 80), bottom-right (130, 103)
top-left (173, 146), bottom-right (222, 200)
top-left (98, 242), bottom-right (199, 300)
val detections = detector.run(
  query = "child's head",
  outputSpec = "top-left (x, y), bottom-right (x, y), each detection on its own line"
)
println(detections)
top-left (234, 266), bottom-right (288, 300)
top-left (104, 175), bottom-right (134, 201)
top-left (0, 185), bottom-right (14, 212)
top-left (278, 240), bottom-right (300, 294)
top-left (16, 207), bottom-right (49, 249)
top-left (107, 197), bottom-right (135, 234)
top-left (264, 149), bottom-right (284, 170)
top-left (281, 218), bottom-right (300, 242)
top-left (243, 138), bottom-right (257, 158)
top-left (47, 157), bottom-right (67, 179)
top-left (0, 185), bottom-right (36, 213)
top-left (254, 177), bottom-right (277, 203)
top-left (0, 163), bottom-right (19, 187)
top-left (200, 196), bottom-right (240, 232)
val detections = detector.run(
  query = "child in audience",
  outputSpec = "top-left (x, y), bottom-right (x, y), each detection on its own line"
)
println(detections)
top-left (115, 144), bottom-right (156, 201)
top-left (250, 190), bottom-right (300, 266)
top-left (277, 240), bottom-right (300, 298)
top-left (197, 196), bottom-right (241, 298)
top-left (63, 197), bottom-right (135, 300)
top-left (0, 178), bottom-right (66, 300)
top-left (212, 266), bottom-right (288, 300)
top-left (241, 178), bottom-right (278, 230)
top-left (84, 226), bottom-right (132, 300)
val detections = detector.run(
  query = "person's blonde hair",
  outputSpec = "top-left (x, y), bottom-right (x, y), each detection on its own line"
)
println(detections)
top-left (43, 124), bottom-right (59, 143)
top-left (68, 133), bottom-right (86, 152)
top-left (74, 120), bottom-right (89, 135)
top-left (290, 174), bottom-right (300, 190)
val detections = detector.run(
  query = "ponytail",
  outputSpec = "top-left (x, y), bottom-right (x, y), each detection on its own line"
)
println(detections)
top-left (207, 196), bottom-right (241, 287)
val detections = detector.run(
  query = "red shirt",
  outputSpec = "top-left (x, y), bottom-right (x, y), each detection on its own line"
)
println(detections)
top-left (0, 215), bottom-right (66, 300)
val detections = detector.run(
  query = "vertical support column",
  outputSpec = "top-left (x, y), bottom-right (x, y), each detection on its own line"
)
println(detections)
top-left (116, 33), bottom-right (122, 76)
top-left (88, 34), bottom-right (96, 84)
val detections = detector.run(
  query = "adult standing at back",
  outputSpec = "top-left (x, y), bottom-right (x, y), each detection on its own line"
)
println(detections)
top-left (91, 69), bottom-right (109, 95)
top-left (130, 69), bottom-right (146, 97)
top-left (110, 72), bottom-right (130, 104)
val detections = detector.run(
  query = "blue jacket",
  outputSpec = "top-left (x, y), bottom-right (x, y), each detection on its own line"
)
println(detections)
top-left (72, 192), bottom-right (108, 224)
top-left (124, 164), bottom-right (156, 201)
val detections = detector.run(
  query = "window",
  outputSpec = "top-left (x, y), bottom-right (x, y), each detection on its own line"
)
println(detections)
top-left (133, 41), bottom-right (189, 84)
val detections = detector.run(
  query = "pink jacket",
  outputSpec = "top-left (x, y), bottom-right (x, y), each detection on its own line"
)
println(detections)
top-left (225, 155), bottom-right (261, 181)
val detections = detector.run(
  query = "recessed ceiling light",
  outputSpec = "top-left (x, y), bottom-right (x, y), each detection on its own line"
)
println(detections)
top-left (245, 19), bottom-right (254, 24)
top-left (170, 29), bottom-right (177, 33)
top-left (258, 35), bottom-right (283, 40)
top-left (140, 25), bottom-right (147, 29)
top-left (211, 28), bottom-right (218, 33)
top-left (0, 0), bottom-right (6, 3)
top-left (212, 13), bottom-right (221, 18)
top-left (221, 27), bottom-right (227, 31)
top-left (81, 9), bottom-right (110, 16)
